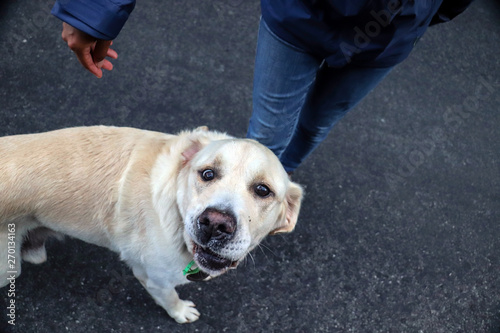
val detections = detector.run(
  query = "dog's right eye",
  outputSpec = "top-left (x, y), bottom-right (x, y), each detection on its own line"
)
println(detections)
top-left (254, 184), bottom-right (272, 198)
top-left (201, 169), bottom-right (215, 181)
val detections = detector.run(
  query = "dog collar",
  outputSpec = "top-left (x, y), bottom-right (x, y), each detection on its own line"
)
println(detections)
top-left (183, 260), bottom-right (211, 281)
top-left (182, 260), bottom-right (200, 276)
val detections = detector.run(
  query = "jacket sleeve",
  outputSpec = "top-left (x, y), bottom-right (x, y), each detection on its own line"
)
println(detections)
top-left (51, 0), bottom-right (136, 40)
top-left (430, 0), bottom-right (474, 25)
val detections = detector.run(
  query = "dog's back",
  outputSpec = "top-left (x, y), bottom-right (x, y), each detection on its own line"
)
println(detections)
top-left (0, 126), bottom-right (172, 285)
top-left (1, 127), bottom-right (136, 229)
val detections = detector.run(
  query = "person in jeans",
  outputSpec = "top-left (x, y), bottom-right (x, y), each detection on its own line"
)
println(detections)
top-left (52, 0), bottom-right (473, 173)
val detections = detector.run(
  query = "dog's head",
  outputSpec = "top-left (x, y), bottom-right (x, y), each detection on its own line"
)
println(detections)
top-left (177, 131), bottom-right (303, 277)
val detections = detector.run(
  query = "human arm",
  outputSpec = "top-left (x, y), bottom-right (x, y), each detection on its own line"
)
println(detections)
top-left (51, 0), bottom-right (136, 77)
top-left (60, 22), bottom-right (117, 78)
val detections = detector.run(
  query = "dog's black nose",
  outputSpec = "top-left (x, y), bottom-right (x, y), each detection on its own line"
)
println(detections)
top-left (197, 208), bottom-right (236, 243)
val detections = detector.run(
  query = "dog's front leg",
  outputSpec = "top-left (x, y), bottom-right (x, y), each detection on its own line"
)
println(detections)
top-left (147, 284), bottom-right (200, 324)
top-left (132, 266), bottom-right (200, 324)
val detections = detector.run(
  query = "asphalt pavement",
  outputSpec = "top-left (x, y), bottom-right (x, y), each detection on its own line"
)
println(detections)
top-left (0, 0), bottom-right (499, 332)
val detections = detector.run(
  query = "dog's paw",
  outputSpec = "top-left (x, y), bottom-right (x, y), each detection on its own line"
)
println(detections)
top-left (168, 299), bottom-right (200, 324)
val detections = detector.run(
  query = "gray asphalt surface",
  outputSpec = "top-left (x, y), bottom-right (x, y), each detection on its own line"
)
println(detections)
top-left (0, 1), bottom-right (499, 332)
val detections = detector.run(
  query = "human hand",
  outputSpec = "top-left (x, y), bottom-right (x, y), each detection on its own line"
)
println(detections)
top-left (61, 22), bottom-right (118, 78)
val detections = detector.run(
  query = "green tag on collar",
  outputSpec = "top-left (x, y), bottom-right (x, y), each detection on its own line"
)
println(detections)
top-left (183, 260), bottom-right (200, 276)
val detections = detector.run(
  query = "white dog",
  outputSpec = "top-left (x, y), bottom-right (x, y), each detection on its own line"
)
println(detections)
top-left (0, 126), bottom-right (303, 323)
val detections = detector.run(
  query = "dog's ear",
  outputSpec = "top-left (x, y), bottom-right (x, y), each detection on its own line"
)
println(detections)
top-left (180, 127), bottom-right (230, 166)
top-left (194, 126), bottom-right (209, 132)
top-left (180, 126), bottom-right (213, 165)
top-left (270, 182), bottom-right (303, 235)
top-left (181, 139), bottom-right (203, 165)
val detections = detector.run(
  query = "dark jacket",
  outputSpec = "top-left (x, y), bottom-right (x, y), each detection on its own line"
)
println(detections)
top-left (52, 0), bottom-right (473, 67)
top-left (262, 0), bottom-right (474, 68)
top-left (52, 0), bottom-right (135, 40)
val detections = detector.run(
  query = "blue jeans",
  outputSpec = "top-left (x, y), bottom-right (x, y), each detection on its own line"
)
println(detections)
top-left (247, 19), bottom-right (394, 173)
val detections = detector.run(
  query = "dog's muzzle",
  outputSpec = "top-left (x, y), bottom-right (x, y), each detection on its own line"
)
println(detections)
top-left (197, 208), bottom-right (236, 243)
top-left (193, 208), bottom-right (239, 274)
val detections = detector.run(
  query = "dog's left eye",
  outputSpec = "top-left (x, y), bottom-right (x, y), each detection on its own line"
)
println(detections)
top-left (254, 184), bottom-right (272, 198)
top-left (201, 169), bottom-right (215, 181)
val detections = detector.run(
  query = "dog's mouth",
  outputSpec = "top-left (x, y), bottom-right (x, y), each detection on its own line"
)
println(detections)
top-left (193, 243), bottom-right (238, 274)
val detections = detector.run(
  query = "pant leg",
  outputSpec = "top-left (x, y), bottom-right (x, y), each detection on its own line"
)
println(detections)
top-left (247, 18), bottom-right (322, 158)
top-left (279, 63), bottom-right (395, 172)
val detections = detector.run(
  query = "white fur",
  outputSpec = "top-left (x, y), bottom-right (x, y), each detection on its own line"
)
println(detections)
top-left (0, 126), bottom-right (303, 324)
